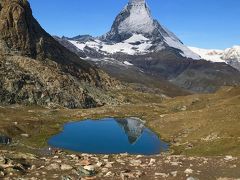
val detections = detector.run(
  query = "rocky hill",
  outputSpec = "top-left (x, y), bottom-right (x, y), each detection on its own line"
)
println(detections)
top-left (0, 0), bottom-right (119, 108)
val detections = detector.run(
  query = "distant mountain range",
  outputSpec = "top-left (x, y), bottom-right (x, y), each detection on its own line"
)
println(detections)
top-left (189, 46), bottom-right (240, 71)
top-left (56, 0), bottom-right (240, 93)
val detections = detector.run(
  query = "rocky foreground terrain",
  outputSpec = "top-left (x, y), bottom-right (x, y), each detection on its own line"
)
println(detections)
top-left (0, 150), bottom-right (240, 180)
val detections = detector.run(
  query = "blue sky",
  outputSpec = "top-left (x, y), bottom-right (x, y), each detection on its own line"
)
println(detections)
top-left (29, 0), bottom-right (240, 49)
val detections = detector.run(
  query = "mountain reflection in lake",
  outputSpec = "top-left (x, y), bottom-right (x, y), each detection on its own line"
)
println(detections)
top-left (48, 117), bottom-right (168, 155)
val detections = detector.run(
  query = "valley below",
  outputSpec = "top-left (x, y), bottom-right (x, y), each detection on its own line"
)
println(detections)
top-left (0, 86), bottom-right (240, 179)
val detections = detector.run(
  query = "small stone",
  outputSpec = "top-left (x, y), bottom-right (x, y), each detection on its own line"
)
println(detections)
top-left (103, 155), bottom-right (109, 159)
top-left (61, 164), bottom-right (73, 171)
top-left (0, 171), bottom-right (5, 177)
top-left (224, 155), bottom-right (235, 161)
top-left (84, 165), bottom-right (95, 171)
top-left (69, 154), bottom-right (79, 160)
top-left (61, 175), bottom-right (73, 180)
top-left (155, 173), bottom-right (169, 178)
top-left (171, 171), bottom-right (178, 177)
top-left (184, 169), bottom-right (193, 174)
top-left (0, 156), bottom-right (6, 164)
top-left (101, 168), bottom-right (109, 173)
top-left (95, 162), bottom-right (103, 167)
top-left (130, 159), bottom-right (142, 166)
top-left (30, 165), bottom-right (36, 170)
top-left (80, 159), bottom-right (91, 166)
top-left (21, 134), bottom-right (30, 138)
top-left (171, 161), bottom-right (181, 166)
top-left (105, 171), bottom-right (114, 177)
top-left (46, 163), bottom-right (60, 170)
top-left (78, 166), bottom-right (95, 176)
top-left (149, 158), bottom-right (156, 165)
top-left (105, 162), bottom-right (113, 168)
top-left (187, 177), bottom-right (199, 180)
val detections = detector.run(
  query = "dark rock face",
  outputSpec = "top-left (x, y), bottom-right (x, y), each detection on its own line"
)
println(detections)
top-left (226, 59), bottom-right (240, 72)
top-left (128, 51), bottom-right (240, 93)
top-left (0, 0), bottom-right (119, 108)
top-left (53, 36), bottom-right (87, 58)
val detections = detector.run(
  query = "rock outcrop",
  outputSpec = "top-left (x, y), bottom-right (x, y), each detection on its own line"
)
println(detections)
top-left (0, 0), bottom-right (119, 108)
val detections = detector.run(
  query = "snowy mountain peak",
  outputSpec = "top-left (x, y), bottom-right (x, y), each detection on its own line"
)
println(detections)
top-left (67, 0), bottom-right (200, 60)
top-left (129, 0), bottom-right (146, 5)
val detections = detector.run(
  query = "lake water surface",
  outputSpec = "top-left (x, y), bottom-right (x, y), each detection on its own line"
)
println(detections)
top-left (48, 117), bottom-right (168, 155)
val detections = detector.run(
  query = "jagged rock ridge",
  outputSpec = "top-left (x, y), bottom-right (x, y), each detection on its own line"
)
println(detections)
top-left (0, 0), bottom-right (119, 108)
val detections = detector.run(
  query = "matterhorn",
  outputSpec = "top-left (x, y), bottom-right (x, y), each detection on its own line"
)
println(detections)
top-left (56, 0), bottom-right (240, 94)
top-left (65, 0), bottom-right (199, 59)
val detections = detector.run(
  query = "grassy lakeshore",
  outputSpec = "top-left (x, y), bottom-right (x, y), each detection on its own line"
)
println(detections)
top-left (0, 86), bottom-right (240, 156)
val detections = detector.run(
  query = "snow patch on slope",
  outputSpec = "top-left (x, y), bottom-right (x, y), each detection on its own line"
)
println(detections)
top-left (69, 34), bottom-right (153, 55)
top-left (164, 37), bottom-right (201, 60)
top-left (188, 47), bottom-right (224, 62)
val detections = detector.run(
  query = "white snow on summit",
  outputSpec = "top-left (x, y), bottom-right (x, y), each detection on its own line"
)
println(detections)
top-left (118, 0), bottom-right (155, 34)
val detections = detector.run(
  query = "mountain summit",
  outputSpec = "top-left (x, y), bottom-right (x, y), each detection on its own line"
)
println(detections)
top-left (100, 0), bottom-right (200, 59)
top-left (66, 0), bottom-right (199, 59)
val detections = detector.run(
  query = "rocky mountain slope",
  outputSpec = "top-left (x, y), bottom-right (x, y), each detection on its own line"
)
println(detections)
top-left (57, 0), bottom-right (240, 93)
top-left (189, 46), bottom-right (240, 71)
top-left (0, 0), bottom-right (119, 108)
